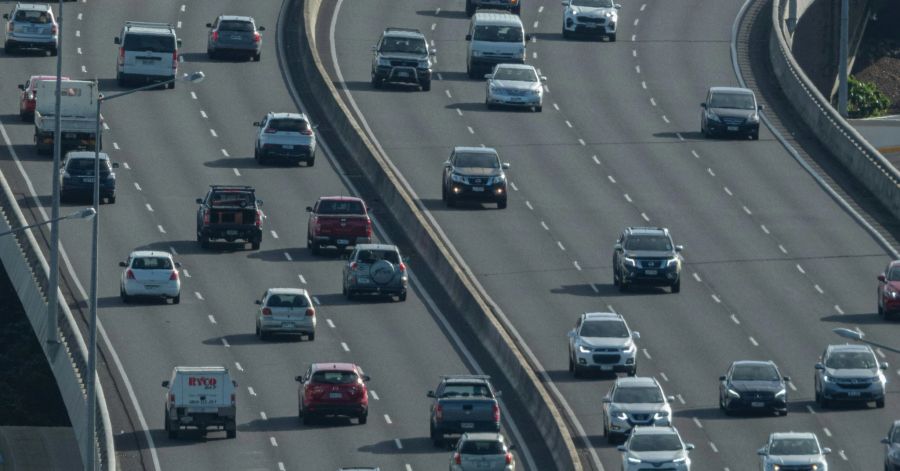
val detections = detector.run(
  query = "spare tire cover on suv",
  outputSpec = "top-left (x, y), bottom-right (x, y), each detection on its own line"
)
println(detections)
top-left (371, 260), bottom-right (396, 285)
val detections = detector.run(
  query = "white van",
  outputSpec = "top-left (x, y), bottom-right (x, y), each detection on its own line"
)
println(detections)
top-left (114, 21), bottom-right (181, 88)
top-left (162, 366), bottom-right (237, 439)
top-left (465, 12), bottom-right (528, 79)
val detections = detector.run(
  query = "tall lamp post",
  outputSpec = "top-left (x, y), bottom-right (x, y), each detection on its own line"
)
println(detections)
top-left (48, 0), bottom-right (66, 345)
top-left (0, 208), bottom-right (95, 238)
top-left (83, 71), bottom-right (205, 471)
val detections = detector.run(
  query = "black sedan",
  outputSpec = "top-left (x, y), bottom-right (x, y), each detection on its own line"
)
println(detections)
top-left (718, 360), bottom-right (790, 416)
top-left (700, 86), bottom-right (763, 140)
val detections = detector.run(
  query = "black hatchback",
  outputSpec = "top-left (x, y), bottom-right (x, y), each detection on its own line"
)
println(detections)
top-left (60, 151), bottom-right (118, 204)
top-left (719, 360), bottom-right (790, 416)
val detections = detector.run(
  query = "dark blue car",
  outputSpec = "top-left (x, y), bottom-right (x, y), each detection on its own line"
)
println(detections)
top-left (60, 151), bottom-right (118, 204)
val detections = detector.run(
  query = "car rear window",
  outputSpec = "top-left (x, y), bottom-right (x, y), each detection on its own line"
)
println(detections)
top-left (209, 191), bottom-right (254, 207)
top-left (132, 257), bottom-right (172, 269)
top-left (266, 294), bottom-right (309, 308)
top-left (440, 383), bottom-right (492, 398)
top-left (580, 320), bottom-right (628, 338)
top-left (317, 200), bottom-right (365, 215)
top-left (267, 119), bottom-right (310, 133)
top-left (312, 371), bottom-right (359, 384)
top-left (67, 158), bottom-right (111, 173)
top-left (355, 250), bottom-right (399, 264)
top-left (219, 20), bottom-right (254, 32)
top-left (460, 440), bottom-right (504, 455)
top-left (15, 10), bottom-right (52, 24)
top-left (123, 33), bottom-right (176, 53)
top-left (612, 386), bottom-right (663, 403)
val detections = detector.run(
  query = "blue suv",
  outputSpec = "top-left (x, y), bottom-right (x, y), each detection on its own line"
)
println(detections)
top-left (814, 344), bottom-right (887, 408)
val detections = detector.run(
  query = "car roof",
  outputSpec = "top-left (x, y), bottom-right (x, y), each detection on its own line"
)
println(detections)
top-left (615, 376), bottom-right (660, 387)
top-left (173, 366), bottom-right (227, 374)
top-left (15, 4), bottom-right (52, 12)
top-left (311, 362), bottom-right (359, 372)
top-left (355, 243), bottom-right (399, 252)
top-left (826, 343), bottom-right (873, 353)
top-left (382, 27), bottom-right (425, 39)
top-left (29, 75), bottom-right (70, 82)
top-left (888, 260), bottom-right (900, 268)
top-left (124, 22), bottom-right (175, 35)
top-left (267, 112), bottom-right (307, 120)
top-left (65, 151), bottom-right (110, 161)
top-left (461, 432), bottom-right (505, 441)
top-left (266, 288), bottom-right (309, 296)
top-left (338, 468), bottom-right (380, 471)
top-left (731, 360), bottom-right (776, 368)
top-left (472, 11), bottom-right (524, 26)
top-left (319, 195), bottom-right (364, 202)
top-left (494, 63), bottom-right (536, 71)
top-left (453, 146), bottom-right (499, 155)
top-left (442, 375), bottom-right (491, 384)
top-left (129, 250), bottom-right (173, 259)
top-left (631, 425), bottom-right (677, 435)
top-left (583, 312), bottom-right (623, 322)
top-left (709, 86), bottom-right (755, 95)
top-left (770, 432), bottom-right (818, 440)
top-left (218, 15), bottom-right (255, 22)
top-left (625, 226), bottom-right (669, 236)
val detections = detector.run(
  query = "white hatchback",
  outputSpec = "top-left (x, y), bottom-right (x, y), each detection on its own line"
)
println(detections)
top-left (119, 250), bottom-right (181, 303)
top-left (255, 288), bottom-right (317, 340)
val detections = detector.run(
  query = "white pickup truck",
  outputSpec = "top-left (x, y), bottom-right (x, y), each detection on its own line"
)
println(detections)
top-left (33, 79), bottom-right (99, 155)
top-left (162, 366), bottom-right (237, 439)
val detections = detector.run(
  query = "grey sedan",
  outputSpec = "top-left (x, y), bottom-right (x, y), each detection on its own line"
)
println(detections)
top-left (207, 15), bottom-right (264, 61)
top-left (485, 64), bottom-right (545, 112)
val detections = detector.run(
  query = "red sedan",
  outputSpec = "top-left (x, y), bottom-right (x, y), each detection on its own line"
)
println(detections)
top-left (18, 75), bottom-right (69, 121)
top-left (877, 260), bottom-right (900, 318)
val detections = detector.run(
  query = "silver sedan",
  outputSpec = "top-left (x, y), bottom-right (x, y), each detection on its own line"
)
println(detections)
top-left (484, 64), bottom-right (545, 112)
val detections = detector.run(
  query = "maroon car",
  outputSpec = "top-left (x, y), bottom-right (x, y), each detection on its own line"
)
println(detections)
top-left (306, 196), bottom-right (373, 255)
top-left (878, 260), bottom-right (900, 318)
top-left (296, 363), bottom-right (370, 425)
top-left (18, 74), bottom-right (69, 120)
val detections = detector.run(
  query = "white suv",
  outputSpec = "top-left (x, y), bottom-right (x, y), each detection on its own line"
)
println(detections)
top-left (114, 21), bottom-right (181, 87)
top-left (568, 312), bottom-right (639, 377)
top-left (561, 0), bottom-right (620, 41)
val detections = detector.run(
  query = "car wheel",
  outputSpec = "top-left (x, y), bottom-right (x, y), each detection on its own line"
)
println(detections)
top-left (817, 390), bottom-right (829, 409)
top-left (446, 194), bottom-right (455, 208)
top-left (877, 398), bottom-right (886, 408)
top-left (563, 27), bottom-right (571, 39)
top-left (310, 241), bottom-right (321, 255)
top-left (207, 48), bottom-right (215, 60)
top-left (166, 416), bottom-right (177, 439)
top-left (307, 332), bottom-right (315, 341)
top-left (49, 46), bottom-right (58, 56)
top-left (486, 100), bottom-right (495, 110)
top-left (226, 423), bottom-right (236, 439)
top-left (608, 33), bottom-right (617, 42)
top-left (497, 197), bottom-right (507, 209)
top-left (259, 328), bottom-right (268, 341)
top-left (573, 363), bottom-right (582, 379)
top-left (398, 291), bottom-right (407, 302)
top-left (751, 130), bottom-right (759, 140)
top-left (568, 354), bottom-right (574, 372)
top-left (255, 324), bottom-right (261, 339)
top-left (430, 425), bottom-right (443, 447)
top-left (606, 430), bottom-right (617, 445)
top-left (421, 80), bottom-right (431, 92)
top-left (251, 239), bottom-right (261, 250)
top-left (619, 280), bottom-right (628, 292)
top-left (535, 105), bottom-right (543, 112)
top-left (200, 236), bottom-right (210, 249)
top-left (358, 413), bottom-right (367, 425)
top-left (4, 42), bottom-right (14, 55)
top-left (116, 71), bottom-right (124, 87)
top-left (512, 4), bottom-right (521, 15)
top-left (172, 293), bottom-right (180, 305)
top-left (671, 279), bottom-right (681, 293)
top-left (254, 52), bottom-right (261, 62)
top-left (371, 74), bottom-right (381, 89)
top-left (627, 366), bottom-right (636, 377)
top-left (302, 413), bottom-right (314, 426)
top-left (120, 287), bottom-right (130, 304)
top-left (465, 0), bottom-right (476, 16)
top-left (307, 153), bottom-right (315, 167)
top-left (108, 195), bottom-right (116, 204)
top-left (878, 304), bottom-right (884, 317)
top-left (167, 80), bottom-right (175, 90)
top-left (613, 269), bottom-right (620, 286)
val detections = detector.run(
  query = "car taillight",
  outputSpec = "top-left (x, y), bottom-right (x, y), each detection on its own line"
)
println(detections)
top-left (126, 269), bottom-right (135, 280)
top-left (118, 47), bottom-right (124, 60)
top-left (505, 452), bottom-right (512, 465)
top-left (300, 128), bottom-right (313, 136)
top-left (253, 32), bottom-right (261, 42)
top-left (313, 216), bottom-right (321, 232)
top-left (168, 394), bottom-right (175, 403)
top-left (7, 23), bottom-right (12, 33)
top-left (172, 51), bottom-right (178, 70)
top-left (399, 262), bottom-right (406, 273)
top-left (169, 270), bottom-right (178, 281)
top-left (26, 93), bottom-right (34, 100)
top-left (262, 308), bottom-right (272, 316)
top-left (435, 404), bottom-right (443, 421)
top-left (211, 31), bottom-right (218, 42)
top-left (349, 262), bottom-right (358, 272)
top-left (366, 218), bottom-right (373, 237)
top-left (51, 24), bottom-right (57, 34)
top-left (305, 308), bottom-right (315, 317)
top-left (230, 393), bottom-right (236, 405)
top-left (454, 453), bottom-right (461, 465)
top-left (203, 210), bottom-right (210, 225)
top-left (255, 209), bottom-right (263, 227)
top-left (492, 404), bottom-right (500, 422)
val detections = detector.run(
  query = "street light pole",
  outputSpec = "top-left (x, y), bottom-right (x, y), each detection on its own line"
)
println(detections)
top-left (47, 0), bottom-right (64, 345)
top-left (838, 0), bottom-right (849, 118)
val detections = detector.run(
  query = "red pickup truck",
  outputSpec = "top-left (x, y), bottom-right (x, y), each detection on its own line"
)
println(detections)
top-left (306, 196), bottom-right (372, 255)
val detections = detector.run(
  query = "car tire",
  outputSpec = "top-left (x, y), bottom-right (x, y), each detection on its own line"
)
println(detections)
top-left (307, 155), bottom-right (315, 167)
top-left (310, 242), bottom-right (320, 255)
top-left (486, 100), bottom-right (495, 110)
top-left (421, 80), bottom-right (431, 92)
top-left (430, 426), bottom-right (443, 447)
top-left (207, 48), bottom-right (215, 60)
top-left (877, 398), bottom-right (886, 408)
top-left (512, 4), bottom-right (521, 15)
top-left (167, 80), bottom-right (175, 90)
top-left (535, 105), bottom-right (543, 112)
top-left (563, 27), bottom-right (571, 39)
top-left (303, 413), bottom-right (315, 426)
top-left (573, 364), bottom-right (582, 379)
top-left (817, 390), bottom-right (829, 409)
top-left (446, 194), bottom-right (456, 208)
top-left (50, 46), bottom-right (58, 56)
top-left (627, 366), bottom-right (636, 377)
top-left (399, 291), bottom-right (407, 302)
top-left (20, 111), bottom-right (28, 122)
top-left (199, 235), bottom-right (210, 249)
top-left (254, 52), bottom-right (261, 62)
top-left (166, 417), bottom-right (177, 439)
top-left (619, 280), bottom-right (628, 292)
top-left (671, 279), bottom-right (681, 293)
top-left (751, 130), bottom-right (759, 140)
top-left (467, 64), bottom-right (479, 80)
top-left (4, 42), bottom-right (14, 55)
top-left (497, 197), bottom-right (507, 209)
top-left (358, 413), bottom-right (367, 425)
top-left (608, 33), bottom-right (617, 42)
top-left (226, 426), bottom-right (236, 439)
top-left (173, 293), bottom-right (180, 305)
top-left (116, 71), bottom-right (124, 87)
top-left (120, 288), bottom-right (130, 304)
top-left (606, 430), bottom-right (617, 445)
top-left (307, 332), bottom-right (315, 341)
top-left (568, 354), bottom-right (574, 372)
top-left (251, 240), bottom-right (261, 250)
top-left (371, 75), bottom-right (382, 89)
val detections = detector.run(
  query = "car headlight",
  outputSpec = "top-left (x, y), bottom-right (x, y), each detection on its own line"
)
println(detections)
top-left (626, 456), bottom-right (642, 463)
top-left (472, 50), bottom-right (483, 57)
top-left (775, 388), bottom-right (786, 398)
top-left (377, 58), bottom-right (391, 66)
top-left (821, 375), bottom-right (832, 383)
top-left (666, 257), bottom-right (679, 268)
top-left (653, 411), bottom-right (669, 420)
top-left (451, 174), bottom-right (466, 183)
top-left (62, 171), bottom-right (71, 178)
top-left (418, 59), bottom-right (430, 68)
top-left (623, 343), bottom-right (636, 354)
top-left (879, 372), bottom-right (887, 383)
top-left (515, 47), bottom-right (525, 59)
top-left (707, 111), bottom-right (721, 122)
top-left (672, 456), bottom-right (686, 463)
top-left (727, 389), bottom-right (740, 398)
top-left (490, 175), bottom-right (506, 185)
top-left (623, 257), bottom-right (636, 267)
top-left (749, 113), bottom-right (760, 122)
top-left (810, 464), bottom-right (819, 470)
top-left (614, 411), bottom-right (628, 420)
top-left (578, 344), bottom-right (592, 354)
top-left (889, 287), bottom-right (899, 298)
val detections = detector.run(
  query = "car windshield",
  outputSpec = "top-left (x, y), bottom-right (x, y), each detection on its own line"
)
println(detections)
top-left (66, 158), bottom-right (111, 174)
top-left (355, 249), bottom-right (400, 264)
top-left (455, 153), bottom-right (500, 168)
top-left (267, 118), bottom-right (310, 133)
top-left (825, 351), bottom-right (877, 369)
top-left (572, 0), bottom-right (615, 7)
top-left (888, 266), bottom-right (900, 281)
top-left (317, 200), bottom-right (365, 215)
top-left (709, 92), bottom-right (755, 110)
top-left (266, 293), bottom-right (308, 308)
top-left (15, 10), bottom-right (51, 24)
top-left (311, 371), bottom-right (359, 384)
top-left (493, 67), bottom-right (537, 82)
top-left (380, 37), bottom-right (427, 54)
top-left (440, 383), bottom-right (492, 398)
top-left (731, 364), bottom-right (779, 381)
top-left (460, 440), bottom-right (504, 455)
top-left (580, 320), bottom-right (629, 338)
top-left (219, 20), bottom-right (254, 32)
top-left (473, 25), bottom-right (523, 43)
top-left (613, 386), bottom-right (663, 403)
top-left (629, 433), bottom-right (682, 452)
top-left (123, 33), bottom-right (176, 53)
top-left (131, 257), bottom-right (172, 269)
top-left (769, 438), bottom-right (820, 456)
top-left (624, 235), bottom-right (673, 251)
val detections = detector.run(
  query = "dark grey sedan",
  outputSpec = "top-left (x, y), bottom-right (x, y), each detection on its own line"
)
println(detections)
top-left (718, 360), bottom-right (789, 416)
top-left (206, 15), bottom-right (264, 61)
top-left (700, 86), bottom-right (763, 140)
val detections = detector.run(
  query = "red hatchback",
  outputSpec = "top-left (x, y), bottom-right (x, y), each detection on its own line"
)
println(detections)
top-left (18, 75), bottom-right (69, 120)
top-left (296, 363), bottom-right (369, 425)
top-left (878, 260), bottom-right (900, 318)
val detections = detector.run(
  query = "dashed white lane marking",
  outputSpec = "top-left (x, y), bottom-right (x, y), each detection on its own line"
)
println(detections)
top-left (730, 314), bottom-right (740, 324)
top-left (632, 49), bottom-right (637, 58)
top-left (631, 34), bottom-right (637, 41)
top-left (877, 348), bottom-right (886, 358)
top-left (157, 225), bottom-right (166, 234)
top-left (270, 230), bottom-right (278, 239)
top-left (81, 65), bottom-right (87, 73)
top-left (691, 150), bottom-right (700, 159)
top-left (676, 394), bottom-right (686, 405)
top-left (467, 126), bottom-right (474, 134)
top-left (394, 438), bottom-right (403, 449)
top-left (456, 108), bottom-right (463, 116)
top-left (823, 427), bottom-right (832, 437)
top-left (642, 349), bottom-right (652, 360)
top-left (578, 138), bottom-right (586, 146)
top-left (76, 30), bottom-right (80, 37)
top-left (788, 382), bottom-right (797, 391)
top-left (540, 221), bottom-right (549, 230)
top-left (593, 155), bottom-right (600, 165)
top-left (641, 3), bottom-right (647, 10)
top-left (724, 186), bottom-right (732, 196)
top-left (313, 296), bottom-right (321, 305)
top-left (760, 224), bottom-right (769, 234)
top-left (190, 91), bottom-right (197, 100)
top-left (248, 387), bottom-right (257, 396)
top-left (145, 203), bottom-right (153, 212)
top-left (553, 103), bottom-right (560, 111)
top-left (179, 55), bottom-right (184, 63)
top-left (590, 283), bottom-right (599, 293)
top-left (650, 97), bottom-right (656, 107)
top-left (435, 7), bottom-right (440, 14)
top-left (806, 405), bottom-right (815, 414)
top-left (525, 201), bottom-right (533, 210)
top-left (533, 21), bottom-right (539, 28)
top-left (633, 18), bottom-right (639, 26)
top-left (210, 129), bottom-right (218, 137)
top-left (431, 23), bottom-right (436, 31)
top-left (510, 182), bottom-right (518, 191)
top-left (341, 342), bottom-right (350, 352)
top-left (102, 122), bottom-right (110, 131)
top-left (641, 81), bottom-right (647, 89)
top-left (221, 148), bottom-right (229, 157)
top-left (284, 252), bottom-right (292, 261)
top-left (692, 417), bottom-right (703, 429)
top-left (749, 336), bottom-right (759, 346)
top-left (573, 261), bottom-right (581, 271)
top-left (556, 241), bottom-right (566, 251)
top-left (221, 337), bottom-right (230, 348)
top-left (838, 450), bottom-right (848, 461)
top-left (232, 168), bottom-right (240, 177)
top-left (796, 264), bottom-right (805, 274)
top-left (608, 175), bottom-right (616, 183)
top-left (384, 414), bottom-right (393, 424)
top-left (538, 5), bottom-right (544, 12)
top-left (180, 4), bottom-right (186, 12)
top-left (711, 294), bottom-right (721, 303)
top-left (624, 193), bottom-right (632, 203)
top-left (200, 110), bottom-right (207, 119)
top-left (710, 442), bottom-right (718, 453)
top-left (445, 89), bottom-right (452, 99)
top-left (278, 463), bottom-right (286, 471)
top-left (182, 269), bottom-right (190, 278)
top-left (659, 372), bottom-right (669, 382)
top-left (326, 319), bottom-right (335, 328)
top-left (565, 120), bottom-right (573, 128)
top-left (177, 21), bottom-right (182, 29)
top-left (77, 47), bottom-right (82, 55)
top-left (662, 115), bottom-right (670, 123)
top-left (260, 411), bottom-right (268, 420)
top-left (269, 437), bottom-right (278, 447)
top-left (742, 205), bottom-right (752, 215)
top-left (607, 304), bottom-right (617, 313)
top-left (78, 12), bottom-right (82, 20)
top-left (370, 390), bottom-right (380, 400)
top-left (779, 244), bottom-right (788, 254)
top-left (113, 142), bottom-right (120, 150)
top-left (169, 246), bottom-right (178, 256)
top-left (298, 274), bottom-right (306, 284)
top-left (405, 465), bottom-right (413, 471)
top-left (641, 212), bottom-right (650, 222)
top-left (235, 362), bottom-right (243, 372)
top-left (635, 65), bottom-right (641, 74)
top-left (208, 315), bottom-right (216, 324)
top-left (814, 284), bottom-right (824, 294)
top-left (707, 168), bottom-right (716, 177)
top-left (194, 292), bottom-right (203, 300)
top-left (693, 273), bottom-right (702, 282)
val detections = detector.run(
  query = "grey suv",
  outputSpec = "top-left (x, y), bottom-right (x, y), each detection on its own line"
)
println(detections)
top-left (567, 312), bottom-right (639, 377)
top-left (814, 343), bottom-right (887, 408)
top-left (602, 377), bottom-right (674, 444)
top-left (613, 227), bottom-right (683, 293)
top-left (442, 146), bottom-right (510, 209)
top-left (618, 426), bottom-right (693, 471)
top-left (371, 28), bottom-right (434, 91)
top-left (450, 432), bottom-right (516, 471)
top-left (206, 15), bottom-right (264, 61)
top-left (3, 3), bottom-right (58, 55)
top-left (342, 244), bottom-right (408, 301)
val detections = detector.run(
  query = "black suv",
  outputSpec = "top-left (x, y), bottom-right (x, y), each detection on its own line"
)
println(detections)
top-left (612, 227), bottom-right (682, 292)
top-left (60, 151), bottom-right (118, 204)
top-left (442, 146), bottom-right (510, 209)
top-left (371, 27), bottom-right (434, 91)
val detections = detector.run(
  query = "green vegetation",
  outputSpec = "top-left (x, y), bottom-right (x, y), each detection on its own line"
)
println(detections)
top-left (847, 75), bottom-right (891, 118)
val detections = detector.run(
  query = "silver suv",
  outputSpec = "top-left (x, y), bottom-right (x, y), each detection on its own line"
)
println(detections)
top-left (3, 3), bottom-right (58, 55)
top-left (253, 112), bottom-right (317, 166)
top-left (814, 343), bottom-right (887, 408)
top-left (567, 312), bottom-right (639, 377)
top-left (602, 377), bottom-right (674, 443)
top-left (342, 244), bottom-right (408, 302)
top-left (618, 426), bottom-right (693, 471)
top-left (758, 432), bottom-right (830, 470)
top-left (371, 27), bottom-right (434, 91)
top-left (450, 432), bottom-right (516, 471)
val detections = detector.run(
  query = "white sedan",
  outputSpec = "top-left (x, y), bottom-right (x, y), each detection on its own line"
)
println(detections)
top-left (119, 250), bottom-right (181, 304)
top-left (484, 64), bottom-right (545, 112)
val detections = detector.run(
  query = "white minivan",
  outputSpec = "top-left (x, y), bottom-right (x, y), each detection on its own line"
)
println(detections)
top-left (114, 21), bottom-right (181, 88)
top-left (465, 12), bottom-right (529, 79)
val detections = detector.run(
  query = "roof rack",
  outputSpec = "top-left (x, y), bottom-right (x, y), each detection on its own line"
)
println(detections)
top-left (384, 27), bottom-right (423, 34)
top-left (441, 374), bottom-right (491, 380)
top-left (210, 184), bottom-right (254, 190)
top-left (124, 21), bottom-right (175, 30)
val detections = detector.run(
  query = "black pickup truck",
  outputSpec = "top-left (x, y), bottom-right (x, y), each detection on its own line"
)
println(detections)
top-left (428, 375), bottom-right (501, 447)
top-left (196, 185), bottom-right (264, 250)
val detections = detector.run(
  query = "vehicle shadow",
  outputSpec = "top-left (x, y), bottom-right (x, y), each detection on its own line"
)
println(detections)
top-left (359, 437), bottom-right (436, 454)
top-left (97, 295), bottom-right (172, 309)
top-left (0, 113), bottom-right (28, 124)
top-left (202, 333), bottom-right (264, 347)
top-left (314, 293), bottom-right (356, 307)
top-left (8, 144), bottom-right (51, 162)
top-left (246, 248), bottom-right (333, 263)
top-left (819, 312), bottom-right (883, 325)
top-left (653, 131), bottom-right (704, 140)
top-left (419, 197), bottom-right (500, 211)
top-left (529, 32), bottom-right (571, 43)
top-left (136, 239), bottom-right (207, 257)
top-left (415, 8), bottom-right (469, 20)
top-left (12, 193), bottom-right (52, 212)
top-left (544, 368), bottom-right (617, 384)
top-left (2, 48), bottom-right (54, 58)
top-left (203, 157), bottom-right (260, 169)
top-left (445, 102), bottom-right (489, 113)
top-left (339, 80), bottom-right (424, 93)
top-left (239, 415), bottom-right (299, 432)
top-left (550, 284), bottom-right (600, 298)
top-left (114, 429), bottom-right (201, 451)
top-left (179, 52), bottom-right (219, 64)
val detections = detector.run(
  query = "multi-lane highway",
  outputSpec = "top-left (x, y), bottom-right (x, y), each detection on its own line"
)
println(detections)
top-left (0, 0), bottom-right (544, 470)
top-left (321, 0), bottom-right (900, 469)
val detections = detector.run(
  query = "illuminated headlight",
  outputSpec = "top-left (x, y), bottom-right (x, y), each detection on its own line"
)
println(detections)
top-left (749, 113), bottom-right (760, 122)
top-left (775, 388), bottom-right (786, 398)
top-left (377, 58), bottom-right (391, 66)
top-left (472, 50), bottom-right (484, 57)
top-left (653, 411), bottom-right (669, 420)
top-left (622, 343), bottom-right (636, 354)
top-left (666, 258), bottom-right (680, 268)
top-left (578, 344), bottom-right (592, 354)
top-left (811, 464), bottom-right (819, 470)
top-left (879, 372), bottom-right (887, 383)
top-left (490, 175), bottom-right (506, 185)
top-left (727, 389), bottom-right (740, 398)
top-left (888, 287), bottom-right (899, 298)
top-left (614, 411), bottom-right (628, 420)
top-left (451, 174), bottom-right (466, 183)
top-left (773, 465), bottom-right (781, 471)
top-left (673, 456), bottom-right (686, 463)
top-left (626, 456), bottom-right (642, 463)
top-left (822, 375), bottom-right (832, 383)
top-left (623, 257), bottom-right (636, 267)
top-left (707, 111), bottom-right (721, 122)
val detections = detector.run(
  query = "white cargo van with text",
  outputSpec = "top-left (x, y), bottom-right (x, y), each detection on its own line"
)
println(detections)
top-left (114, 21), bottom-right (181, 88)
top-left (162, 366), bottom-right (237, 439)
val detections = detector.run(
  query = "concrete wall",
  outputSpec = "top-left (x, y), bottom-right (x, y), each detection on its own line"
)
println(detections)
top-left (282, 0), bottom-right (583, 468)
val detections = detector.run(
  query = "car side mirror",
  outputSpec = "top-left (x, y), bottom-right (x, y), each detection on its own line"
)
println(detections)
top-left (882, 363), bottom-right (889, 370)
top-left (700, 102), bottom-right (707, 109)
top-left (614, 243), bottom-right (623, 251)
top-left (18, 84), bottom-right (25, 91)
top-left (206, 22), bottom-right (213, 27)
top-left (783, 376), bottom-right (791, 382)
top-left (561, 0), bottom-right (569, 4)
top-left (443, 161), bottom-right (452, 167)
top-left (758, 104), bottom-right (765, 110)
top-left (540, 76), bottom-right (548, 82)
top-left (675, 245), bottom-right (684, 252)
top-left (667, 395), bottom-right (675, 402)
top-left (118, 261), bottom-right (128, 267)
top-left (364, 375), bottom-right (371, 382)
top-left (616, 445), bottom-right (626, 452)
top-left (161, 380), bottom-right (169, 388)
top-left (427, 390), bottom-right (436, 398)
top-left (255, 300), bottom-right (261, 305)
top-left (615, 3), bottom-right (622, 7)
top-left (632, 331), bottom-right (640, 339)
top-left (815, 363), bottom-right (825, 370)
top-left (258, 26), bottom-right (266, 31)
top-left (306, 206), bottom-right (313, 212)
top-left (177, 39), bottom-right (183, 48)
top-left (465, 34), bottom-right (472, 41)
top-left (883, 438), bottom-right (891, 444)
top-left (718, 375), bottom-right (726, 381)
top-left (174, 262), bottom-right (182, 268)
top-left (113, 36), bottom-right (120, 45)
top-left (508, 444), bottom-right (516, 450)
top-left (196, 198), bottom-right (203, 204)
top-left (879, 274), bottom-right (886, 282)
top-left (686, 444), bottom-right (695, 450)
top-left (294, 375), bottom-right (303, 382)
top-left (257, 199), bottom-right (264, 207)
top-left (430, 49), bottom-right (437, 55)
top-left (823, 447), bottom-right (832, 454)
top-left (484, 73), bottom-right (492, 79)
top-left (112, 162), bottom-right (120, 168)
top-left (567, 330), bottom-right (576, 338)
top-left (602, 397), bottom-right (610, 403)
top-left (757, 448), bottom-right (766, 455)
top-left (502, 162), bottom-right (511, 169)
top-left (253, 121), bottom-right (261, 126)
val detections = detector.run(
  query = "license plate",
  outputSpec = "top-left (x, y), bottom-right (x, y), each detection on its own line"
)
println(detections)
top-left (586, 23), bottom-right (599, 28)
top-left (231, 35), bottom-right (241, 40)
top-left (644, 269), bottom-right (657, 275)
top-left (282, 322), bottom-right (294, 328)
top-left (65, 133), bottom-right (77, 139)
top-left (226, 230), bottom-right (239, 235)
top-left (186, 407), bottom-right (206, 413)
top-left (145, 284), bottom-right (159, 289)
top-left (82, 177), bottom-right (94, 182)
top-left (358, 276), bottom-right (370, 284)
top-left (329, 392), bottom-right (342, 399)
top-left (461, 422), bottom-right (474, 429)
top-left (336, 239), bottom-right (349, 245)
top-left (283, 145), bottom-right (294, 149)
top-left (472, 186), bottom-right (485, 192)
top-left (397, 71), bottom-right (409, 78)
top-left (727, 126), bottom-right (738, 131)
top-left (751, 401), bottom-right (765, 408)
top-left (600, 364), bottom-right (613, 371)
top-left (477, 462), bottom-right (490, 469)
top-left (141, 60), bottom-right (154, 65)
top-left (848, 391), bottom-right (861, 397)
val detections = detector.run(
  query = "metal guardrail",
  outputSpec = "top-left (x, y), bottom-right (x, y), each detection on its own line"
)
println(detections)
top-left (0, 167), bottom-right (115, 470)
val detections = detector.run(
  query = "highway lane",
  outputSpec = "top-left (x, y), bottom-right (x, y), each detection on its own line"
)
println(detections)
top-left (325, 0), bottom-right (900, 469)
top-left (0, 0), bottom-right (541, 469)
